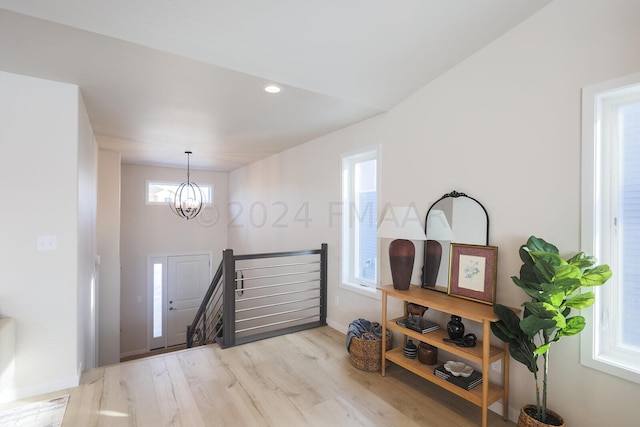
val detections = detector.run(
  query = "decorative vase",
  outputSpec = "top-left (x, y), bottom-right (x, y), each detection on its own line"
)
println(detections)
top-left (423, 239), bottom-right (442, 288)
top-left (418, 342), bottom-right (438, 365)
top-left (447, 315), bottom-right (464, 339)
top-left (403, 339), bottom-right (418, 359)
top-left (517, 405), bottom-right (566, 427)
top-left (389, 239), bottom-right (415, 290)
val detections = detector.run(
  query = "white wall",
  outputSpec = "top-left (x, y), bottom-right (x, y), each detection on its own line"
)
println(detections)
top-left (0, 71), bottom-right (96, 401)
top-left (228, 0), bottom-right (640, 425)
top-left (119, 164), bottom-right (228, 357)
top-left (97, 150), bottom-right (121, 366)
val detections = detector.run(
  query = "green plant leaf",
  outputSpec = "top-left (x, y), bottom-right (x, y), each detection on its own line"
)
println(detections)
top-left (581, 265), bottom-right (612, 287)
top-left (534, 342), bottom-right (551, 355)
top-left (560, 316), bottom-right (586, 336)
top-left (565, 292), bottom-right (595, 309)
top-left (553, 263), bottom-right (581, 280)
top-left (522, 301), bottom-right (557, 319)
top-left (511, 276), bottom-right (538, 291)
top-left (567, 252), bottom-right (596, 270)
top-left (553, 276), bottom-right (582, 297)
top-left (521, 301), bottom-right (566, 333)
top-left (510, 341), bottom-right (538, 373)
top-left (530, 250), bottom-right (565, 266)
top-left (518, 247), bottom-right (539, 284)
top-left (513, 276), bottom-right (547, 301)
top-left (526, 236), bottom-right (559, 254)
top-left (520, 315), bottom-right (557, 338)
top-left (538, 282), bottom-right (566, 306)
top-left (491, 320), bottom-right (518, 343)
top-left (531, 255), bottom-right (559, 283)
top-left (492, 305), bottom-right (524, 339)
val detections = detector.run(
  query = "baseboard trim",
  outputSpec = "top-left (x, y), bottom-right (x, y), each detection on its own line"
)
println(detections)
top-left (119, 348), bottom-right (148, 359)
top-left (0, 373), bottom-right (79, 403)
top-left (326, 318), bottom-right (347, 334)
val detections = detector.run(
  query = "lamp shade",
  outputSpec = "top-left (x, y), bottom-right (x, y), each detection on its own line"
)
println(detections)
top-left (378, 206), bottom-right (426, 290)
top-left (377, 206), bottom-right (427, 241)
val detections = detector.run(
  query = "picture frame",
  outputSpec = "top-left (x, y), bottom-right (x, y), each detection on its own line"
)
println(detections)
top-left (448, 243), bottom-right (498, 305)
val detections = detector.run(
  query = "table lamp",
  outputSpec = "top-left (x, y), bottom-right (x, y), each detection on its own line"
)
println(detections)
top-left (377, 206), bottom-right (427, 290)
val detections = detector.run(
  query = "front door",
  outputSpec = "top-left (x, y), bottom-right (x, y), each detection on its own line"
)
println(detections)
top-left (166, 254), bottom-right (210, 347)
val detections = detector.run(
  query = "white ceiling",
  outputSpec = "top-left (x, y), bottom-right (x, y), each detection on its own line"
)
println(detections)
top-left (0, 0), bottom-right (551, 171)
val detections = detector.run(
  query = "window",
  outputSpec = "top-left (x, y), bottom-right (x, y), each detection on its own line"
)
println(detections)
top-left (146, 181), bottom-right (213, 205)
top-left (152, 262), bottom-right (163, 339)
top-left (341, 147), bottom-right (378, 295)
top-left (581, 73), bottom-right (640, 384)
top-left (148, 256), bottom-right (167, 351)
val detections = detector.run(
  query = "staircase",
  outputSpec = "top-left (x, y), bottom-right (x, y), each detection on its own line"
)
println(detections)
top-left (187, 244), bottom-right (327, 349)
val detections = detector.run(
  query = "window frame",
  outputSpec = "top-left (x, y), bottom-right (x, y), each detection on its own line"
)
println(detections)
top-left (146, 180), bottom-right (213, 206)
top-left (581, 72), bottom-right (640, 384)
top-left (341, 146), bottom-right (380, 298)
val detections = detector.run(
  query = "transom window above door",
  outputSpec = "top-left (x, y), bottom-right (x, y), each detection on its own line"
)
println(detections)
top-left (146, 181), bottom-right (213, 205)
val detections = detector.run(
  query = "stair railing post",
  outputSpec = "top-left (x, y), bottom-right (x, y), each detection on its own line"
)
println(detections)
top-left (222, 248), bottom-right (236, 347)
top-left (186, 325), bottom-right (193, 348)
top-left (320, 243), bottom-right (328, 325)
top-left (202, 310), bottom-right (207, 345)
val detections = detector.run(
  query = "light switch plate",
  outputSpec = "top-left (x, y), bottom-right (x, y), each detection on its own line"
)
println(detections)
top-left (37, 235), bottom-right (57, 251)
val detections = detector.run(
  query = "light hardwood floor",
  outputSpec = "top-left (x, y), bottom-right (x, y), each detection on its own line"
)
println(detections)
top-left (7, 327), bottom-right (516, 426)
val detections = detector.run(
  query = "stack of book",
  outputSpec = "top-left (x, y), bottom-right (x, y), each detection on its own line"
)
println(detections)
top-left (395, 317), bottom-right (440, 334)
top-left (434, 365), bottom-right (483, 390)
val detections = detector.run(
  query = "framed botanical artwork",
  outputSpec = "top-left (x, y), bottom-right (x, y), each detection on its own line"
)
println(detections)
top-left (448, 243), bottom-right (498, 305)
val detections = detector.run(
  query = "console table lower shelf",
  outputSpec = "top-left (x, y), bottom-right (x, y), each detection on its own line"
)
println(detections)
top-left (385, 347), bottom-right (504, 407)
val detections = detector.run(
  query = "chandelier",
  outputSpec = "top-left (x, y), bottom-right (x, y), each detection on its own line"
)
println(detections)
top-left (170, 151), bottom-right (203, 220)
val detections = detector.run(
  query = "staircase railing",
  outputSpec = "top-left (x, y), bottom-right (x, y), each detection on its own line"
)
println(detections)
top-left (186, 260), bottom-right (223, 348)
top-left (187, 243), bottom-right (327, 349)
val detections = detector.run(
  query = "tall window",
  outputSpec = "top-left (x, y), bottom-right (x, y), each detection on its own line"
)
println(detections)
top-left (152, 262), bottom-right (163, 339)
top-left (148, 256), bottom-right (167, 351)
top-left (581, 73), bottom-right (640, 384)
top-left (342, 147), bottom-right (378, 293)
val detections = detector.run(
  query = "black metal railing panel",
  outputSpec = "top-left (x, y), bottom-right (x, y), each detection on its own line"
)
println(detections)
top-left (186, 261), bottom-right (223, 348)
top-left (186, 243), bottom-right (327, 349)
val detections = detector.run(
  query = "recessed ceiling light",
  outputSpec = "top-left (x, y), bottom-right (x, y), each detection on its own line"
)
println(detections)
top-left (264, 84), bottom-right (282, 94)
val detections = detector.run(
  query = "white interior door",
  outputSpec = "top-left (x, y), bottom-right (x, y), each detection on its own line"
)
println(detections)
top-left (166, 254), bottom-right (210, 347)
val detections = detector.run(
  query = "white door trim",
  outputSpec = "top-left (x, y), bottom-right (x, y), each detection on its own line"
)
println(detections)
top-left (147, 252), bottom-right (212, 351)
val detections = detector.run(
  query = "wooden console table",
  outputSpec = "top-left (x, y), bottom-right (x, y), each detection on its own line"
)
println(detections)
top-left (378, 285), bottom-right (510, 427)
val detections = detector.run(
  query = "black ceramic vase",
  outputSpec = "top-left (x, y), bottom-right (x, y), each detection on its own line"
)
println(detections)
top-left (447, 315), bottom-right (465, 339)
top-left (403, 339), bottom-right (418, 359)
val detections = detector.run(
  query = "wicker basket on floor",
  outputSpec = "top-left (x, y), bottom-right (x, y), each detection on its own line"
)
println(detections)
top-left (349, 329), bottom-right (392, 372)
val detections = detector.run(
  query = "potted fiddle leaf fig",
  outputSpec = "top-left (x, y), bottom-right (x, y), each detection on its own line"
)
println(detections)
top-left (491, 236), bottom-right (611, 426)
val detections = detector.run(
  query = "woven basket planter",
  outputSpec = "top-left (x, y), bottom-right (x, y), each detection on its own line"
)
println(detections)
top-left (517, 405), bottom-right (566, 427)
top-left (349, 330), bottom-right (392, 372)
